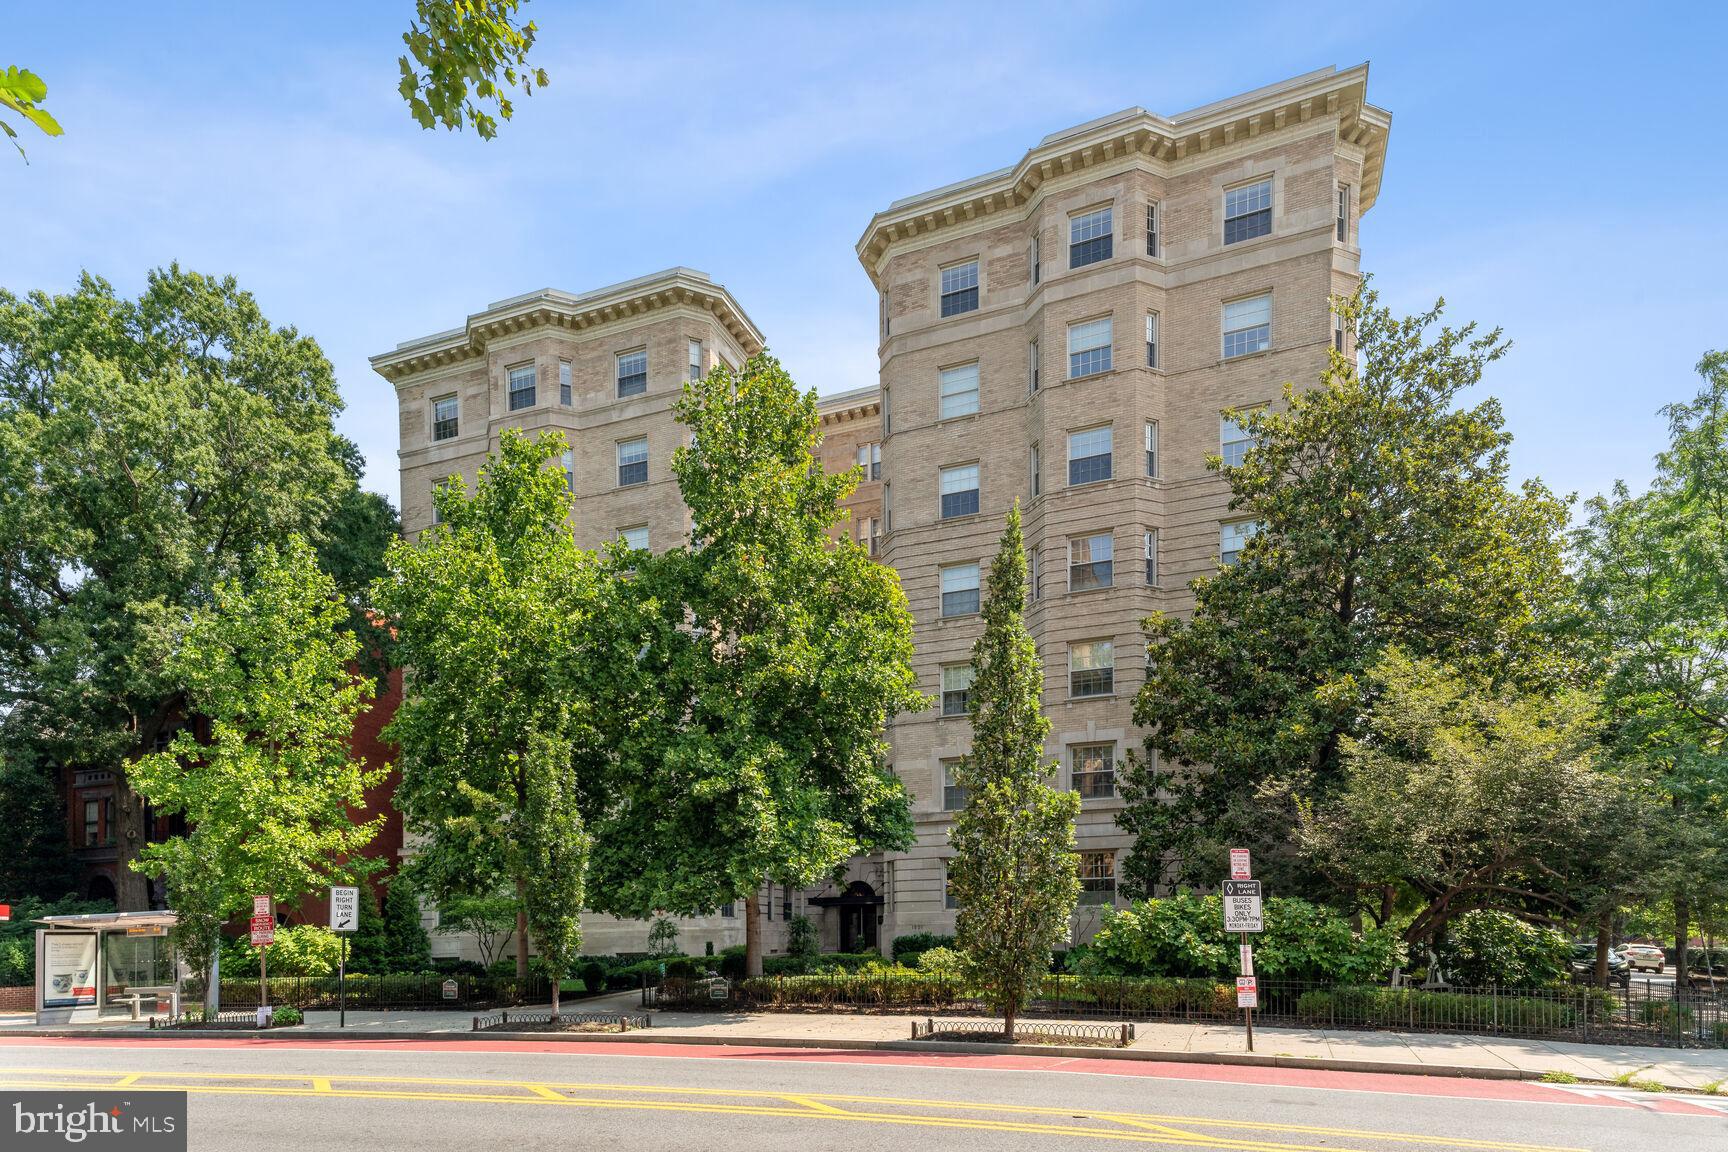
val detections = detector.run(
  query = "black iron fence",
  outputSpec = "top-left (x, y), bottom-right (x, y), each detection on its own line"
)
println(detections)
top-left (183, 972), bottom-right (551, 1012)
top-left (654, 972), bottom-right (1726, 1048)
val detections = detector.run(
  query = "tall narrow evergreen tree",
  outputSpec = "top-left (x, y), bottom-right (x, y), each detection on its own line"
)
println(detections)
top-left (947, 504), bottom-right (1080, 1040)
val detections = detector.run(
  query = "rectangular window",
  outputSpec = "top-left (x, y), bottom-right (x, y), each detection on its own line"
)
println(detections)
top-left (883, 386), bottom-right (891, 435)
top-left (1145, 312), bottom-right (1159, 369)
top-left (1145, 202), bottom-right (1159, 257)
top-left (1144, 421), bottom-right (1158, 478)
top-left (620, 525), bottom-right (649, 551)
top-left (561, 449), bottom-right (574, 492)
top-left (863, 517), bottom-right (880, 557)
top-left (857, 442), bottom-right (881, 481)
top-left (1224, 177), bottom-right (1273, 245)
top-left (1145, 530), bottom-right (1159, 586)
top-left (939, 463), bottom-right (980, 520)
top-left (1029, 443), bottom-right (1040, 498)
top-left (84, 798), bottom-right (99, 847)
top-left (431, 394), bottom-right (459, 441)
top-left (688, 339), bottom-right (704, 381)
top-left (939, 363), bottom-right (980, 420)
top-left (1068, 317), bottom-right (1113, 379)
top-left (1069, 533), bottom-right (1114, 592)
top-left (1220, 412), bottom-right (1254, 468)
top-left (721, 902), bottom-right (736, 918)
top-left (507, 363), bottom-right (536, 410)
top-left (1069, 205), bottom-right (1113, 268)
top-left (617, 436), bottom-right (648, 487)
top-left (883, 481), bottom-right (892, 532)
top-left (1028, 339), bottom-right (1040, 393)
top-left (559, 359), bottom-right (573, 406)
top-left (1029, 548), bottom-right (1041, 602)
top-left (1067, 425), bottom-right (1112, 486)
top-left (1079, 849), bottom-right (1117, 902)
top-left (617, 349), bottom-right (648, 398)
top-left (944, 861), bottom-right (959, 910)
top-left (941, 664), bottom-right (973, 716)
top-left (1223, 293), bottom-right (1272, 359)
top-left (1069, 641), bottom-right (1115, 699)
top-left (1334, 310), bottom-right (1345, 354)
top-left (1031, 232), bottom-right (1040, 285)
top-left (939, 260), bottom-right (979, 317)
top-left (1336, 184), bottom-right (1350, 243)
top-left (1072, 744), bottom-right (1118, 800)
top-left (940, 562), bottom-right (981, 617)
top-left (431, 482), bottom-right (444, 526)
top-left (1221, 520), bottom-right (1260, 566)
top-left (942, 759), bottom-right (968, 811)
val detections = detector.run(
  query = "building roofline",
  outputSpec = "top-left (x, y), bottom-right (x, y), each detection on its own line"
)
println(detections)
top-left (858, 64), bottom-right (1389, 285)
top-left (370, 268), bottom-right (767, 381)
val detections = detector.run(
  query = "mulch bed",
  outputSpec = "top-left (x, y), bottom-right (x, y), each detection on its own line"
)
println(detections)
top-left (499, 1020), bottom-right (631, 1034)
top-left (918, 1028), bottom-right (1122, 1047)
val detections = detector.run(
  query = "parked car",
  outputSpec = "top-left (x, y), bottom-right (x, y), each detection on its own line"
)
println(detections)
top-left (1620, 943), bottom-right (1666, 973)
top-left (1569, 943), bottom-right (1631, 989)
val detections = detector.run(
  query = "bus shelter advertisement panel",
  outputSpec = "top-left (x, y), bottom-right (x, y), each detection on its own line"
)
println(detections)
top-left (40, 934), bottom-right (98, 1006)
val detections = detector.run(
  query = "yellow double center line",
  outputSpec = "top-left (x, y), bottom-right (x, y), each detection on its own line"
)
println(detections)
top-left (0, 1068), bottom-right (1589, 1152)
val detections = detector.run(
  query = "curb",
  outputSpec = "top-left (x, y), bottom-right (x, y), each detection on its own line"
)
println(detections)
top-left (0, 1023), bottom-right (1544, 1082)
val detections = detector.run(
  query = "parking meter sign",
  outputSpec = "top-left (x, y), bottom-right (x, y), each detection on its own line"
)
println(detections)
top-left (1229, 848), bottom-right (1252, 880)
top-left (249, 914), bottom-right (275, 946)
top-left (1236, 976), bottom-right (1259, 1008)
top-left (1223, 880), bottom-right (1263, 933)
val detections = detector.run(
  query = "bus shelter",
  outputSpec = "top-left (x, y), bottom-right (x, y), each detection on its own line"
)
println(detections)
top-left (34, 910), bottom-right (180, 1025)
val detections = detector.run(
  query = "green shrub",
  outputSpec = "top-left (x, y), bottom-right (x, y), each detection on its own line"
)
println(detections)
top-left (1089, 892), bottom-right (1402, 982)
top-left (222, 925), bottom-right (345, 977)
top-left (916, 946), bottom-right (963, 976)
top-left (577, 959), bottom-right (607, 991)
top-left (270, 1005), bottom-right (303, 1027)
top-left (786, 915), bottom-right (819, 958)
top-left (1433, 911), bottom-right (1571, 989)
top-left (891, 933), bottom-right (954, 962)
top-left (716, 946), bottom-right (747, 979)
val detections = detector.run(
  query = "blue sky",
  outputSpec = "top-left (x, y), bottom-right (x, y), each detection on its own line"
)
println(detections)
top-left (7, 2), bottom-right (1726, 509)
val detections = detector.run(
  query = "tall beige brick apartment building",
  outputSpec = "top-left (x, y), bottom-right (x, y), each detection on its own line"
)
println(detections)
top-left (374, 64), bottom-right (1390, 961)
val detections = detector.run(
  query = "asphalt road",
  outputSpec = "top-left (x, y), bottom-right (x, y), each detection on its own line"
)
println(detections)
top-left (0, 1038), bottom-right (1721, 1152)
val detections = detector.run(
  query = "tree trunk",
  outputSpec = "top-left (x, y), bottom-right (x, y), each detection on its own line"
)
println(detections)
top-left (1593, 918), bottom-right (1610, 987)
top-left (515, 876), bottom-right (530, 982)
top-left (1004, 1004), bottom-right (1016, 1043)
top-left (744, 886), bottom-right (763, 977)
top-left (550, 972), bottom-right (560, 1021)
top-left (112, 771), bottom-right (151, 911)
top-left (1675, 893), bottom-right (1690, 987)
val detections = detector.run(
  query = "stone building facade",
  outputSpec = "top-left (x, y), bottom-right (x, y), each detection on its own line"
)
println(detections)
top-left (376, 64), bottom-right (1389, 959)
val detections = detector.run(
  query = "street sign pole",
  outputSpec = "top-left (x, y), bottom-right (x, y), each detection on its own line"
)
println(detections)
top-left (1241, 930), bottom-right (1253, 1052)
top-left (339, 931), bottom-right (347, 1030)
top-left (1225, 852), bottom-right (1262, 1054)
top-left (329, 886), bottom-right (358, 1030)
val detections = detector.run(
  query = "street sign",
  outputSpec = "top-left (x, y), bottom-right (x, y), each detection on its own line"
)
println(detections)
top-left (126, 924), bottom-right (167, 937)
top-left (1236, 976), bottom-right (1258, 1008)
top-left (1222, 880), bottom-right (1263, 933)
top-left (253, 894), bottom-right (271, 918)
top-left (249, 914), bottom-right (275, 946)
top-left (1229, 848), bottom-right (1252, 880)
top-left (330, 886), bottom-right (360, 933)
top-left (0, 903), bottom-right (10, 922)
top-left (1239, 943), bottom-right (1254, 976)
top-left (441, 979), bottom-right (458, 1000)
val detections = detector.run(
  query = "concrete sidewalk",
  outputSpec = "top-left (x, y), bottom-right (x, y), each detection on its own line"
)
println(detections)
top-left (7, 992), bottom-right (1726, 1092)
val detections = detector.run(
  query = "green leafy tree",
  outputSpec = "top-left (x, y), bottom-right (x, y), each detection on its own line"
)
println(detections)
top-left (946, 505), bottom-right (1080, 1040)
top-left (436, 890), bottom-right (519, 971)
top-left (346, 886), bottom-right (391, 975)
top-left (586, 353), bottom-right (924, 976)
top-left (381, 877), bottom-right (433, 973)
top-left (1574, 351), bottom-right (1728, 982)
top-left (1294, 650), bottom-right (1623, 947)
top-left (0, 267), bottom-right (357, 909)
top-left (376, 429), bottom-right (612, 980)
top-left (1122, 287), bottom-right (1574, 901)
top-left (521, 743), bottom-right (588, 1016)
top-left (1434, 910), bottom-right (1572, 989)
top-left (646, 916), bottom-right (679, 959)
top-left (398, 0), bottom-right (548, 139)
top-left (129, 539), bottom-right (387, 1006)
top-left (0, 745), bottom-right (77, 899)
top-left (0, 65), bottom-right (61, 161)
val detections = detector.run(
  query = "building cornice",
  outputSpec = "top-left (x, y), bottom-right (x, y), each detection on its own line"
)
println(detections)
top-left (370, 268), bottom-right (766, 383)
top-left (817, 384), bottom-right (881, 425)
top-left (855, 64), bottom-right (1390, 287)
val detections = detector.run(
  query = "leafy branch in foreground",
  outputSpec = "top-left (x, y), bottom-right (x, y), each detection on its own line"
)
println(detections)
top-left (0, 66), bottom-right (62, 161)
top-left (398, 1), bottom-right (548, 139)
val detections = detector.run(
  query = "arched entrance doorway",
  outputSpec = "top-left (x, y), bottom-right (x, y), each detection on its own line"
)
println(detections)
top-left (812, 880), bottom-right (882, 954)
